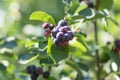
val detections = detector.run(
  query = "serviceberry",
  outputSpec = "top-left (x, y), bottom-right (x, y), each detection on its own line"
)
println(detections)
top-left (42, 22), bottom-right (49, 29)
top-left (42, 71), bottom-right (50, 79)
top-left (31, 72), bottom-right (38, 80)
top-left (44, 29), bottom-right (51, 37)
top-left (58, 20), bottom-right (67, 26)
top-left (26, 65), bottom-right (36, 74)
top-left (56, 32), bottom-right (65, 40)
top-left (114, 39), bottom-right (120, 47)
top-left (34, 67), bottom-right (43, 75)
top-left (80, 0), bottom-right (94, 8)
top-left (52, 28), bottom-right (59, 38)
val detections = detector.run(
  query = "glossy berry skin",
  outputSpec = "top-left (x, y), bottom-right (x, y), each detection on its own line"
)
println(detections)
top-left (34, 67), bottom-right (43, 75)
top-left (56, 32), bottom-right (65, 40)
top-left (49, 24), bottom-right (54, 30)
top-left (42, 23), bottom-right (49, 29)
top-left (58, 20), bottom-right (67, 26)
top-left (26, 65), bottom-right (36, 74)
top-left (52, 28), bottom-right (59, 38)
top-left (59, 26), bottom-right (70, 33)
top-left (42, 71), bottom-right (50, 79)
top-left (53, 38), bottom-right (60, 45)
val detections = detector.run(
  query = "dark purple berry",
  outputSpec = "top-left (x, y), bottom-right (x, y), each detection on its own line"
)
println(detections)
top-left (56, 32), bottom-right (65, 40)
top-left (53, 38), bottom-right (60, 45)
top-left (45, 29), bottom-right (51, 37)
top-left (58, 20), bottom-right (67, 26)
top-left (59, 26), bottom-right (70, 33)
top-left (42, 71), bottom-right (50, 78)
top-left (34, 67), bottom-right (43, 75)
top-left (31, 72), bottom-right (38, 80)
top-left (67, 31), bottom-right (74, 40)
top-left (52, 28), bottom-right (59, 38)
top-left (26, 65), bottom-right (36, 74)
top-left (49, 24), bottom-right (54, 30)
top-left (42, 23), bottom-right (49, 29)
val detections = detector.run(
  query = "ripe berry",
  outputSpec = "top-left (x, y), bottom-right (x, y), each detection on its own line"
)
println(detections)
top-left (58, 20), bottom-right (67, 26)
top-left (52, 28), bottom-right (59, 38)
top-left (42, 22), bottom-right (49, 29)
top-left (53, 38), bottom-right (60, 45)
top-left (31, 72), bottom-right (38, 80)
top-left (59, 26), bottom-right (70, 33)
top-left (44, 29), bottom-right (51, 37)
top-left (26, 65), bottom-right (36, 74)
top-left (56, 32), bottom-right (65, 40)
top-left (49, 24), bottom-right (54, 30)
top-left (42, 71), bottom-right (50, 79)
top-left (34, 67), bottom-right (43, 75)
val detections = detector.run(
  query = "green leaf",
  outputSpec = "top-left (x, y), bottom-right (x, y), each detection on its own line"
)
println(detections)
top-left (0, 63), bottom-right (6, 71)
top-left (99, 0), bottom-right (114, 10)
top-left (30, 11), bottom-right (56, 25)
top-left (68, 1), bottom-right (80, 14)
top-left (77, 62), bottom-right (89, 72)
top-left (50, 44), bottom-right (69, 63)
top-left (25, 40), bottom-right (37, 48)
top-left (109, 51), bottom-right (120, 67)
top-left (18, 54), bottom-right (38, 64)
top-left (40, 56), bottom-right (54, 65)
top-left (0, 40), bottom-right (17, 49)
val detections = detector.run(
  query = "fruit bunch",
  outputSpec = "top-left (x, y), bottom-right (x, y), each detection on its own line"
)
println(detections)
top-left (26, 65), bottom-right (50, 80)
top-left (42, 22), bottom-right (54, 37)
top-left (113, 39), bottom-right (120, 53)
top-left (51, 20), bottom-right (74, 46)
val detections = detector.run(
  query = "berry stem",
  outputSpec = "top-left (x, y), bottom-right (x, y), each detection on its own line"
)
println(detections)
top-left (93, 20), bottom-right (100, 80)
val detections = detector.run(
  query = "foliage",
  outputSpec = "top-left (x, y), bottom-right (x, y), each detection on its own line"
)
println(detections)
top-left (0, 0), bottom-right (120, 80)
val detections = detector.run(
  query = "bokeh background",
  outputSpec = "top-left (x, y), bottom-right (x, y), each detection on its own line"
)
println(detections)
top-left (0, 0), bottom-right (120, 80)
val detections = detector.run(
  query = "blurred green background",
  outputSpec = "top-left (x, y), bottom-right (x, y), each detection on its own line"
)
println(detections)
top-left (0, 0), bottom-right (120, 80)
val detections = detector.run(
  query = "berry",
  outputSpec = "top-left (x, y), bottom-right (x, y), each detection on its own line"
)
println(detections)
top-left (31, 72), bottom-right (38, 80)
top-left (58, 20), bottom-right (67, 26)
top-left (59, 26), bottom-right (70, 33)
top-left (42, 71), bottom-right (50, 79)
top-left (114, 39), bottom-right (120, 47)
top-left (44, 29), bottom-right (51, 37)
top-left (49, 24), bottom-right (54, 30)
top-left (34, 67), bottom-right (43, 75)
top-left (52, 28), bottom-right (59, 38)
top-left (67, 31), bottom-right (74, 40)
top-left (56, 32), bottom-right (65, 40)
top-left (42, 23), bottom-right (49, 29)
top-left (53, 38), bottom-right (60, 45)
top-left (26, 65), bottom-right (36, 74)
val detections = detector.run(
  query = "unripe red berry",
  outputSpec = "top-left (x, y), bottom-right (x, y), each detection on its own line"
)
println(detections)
top-left (44, 30), bottom-right (51, 37)
top-left (42, 23), bottom-right (50, 29)
top-left (113, 46), bottom-right (120, 53)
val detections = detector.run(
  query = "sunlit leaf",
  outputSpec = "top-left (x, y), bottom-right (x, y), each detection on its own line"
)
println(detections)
top-left (30, 11), bottom-right (56, 25)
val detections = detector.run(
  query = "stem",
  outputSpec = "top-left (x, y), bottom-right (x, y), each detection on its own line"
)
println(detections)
top-left (93, 21), bottom-right (100, 80)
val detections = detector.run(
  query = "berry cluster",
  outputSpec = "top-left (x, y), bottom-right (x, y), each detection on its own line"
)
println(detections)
top-left (42, 22), bottom-right (54, 37)
top-left (51, 20), bottom-right (74, 46)
top-left (26, 65), bottom-right (50, 80)
top-left (113, 39), bottom-right (120, 53)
